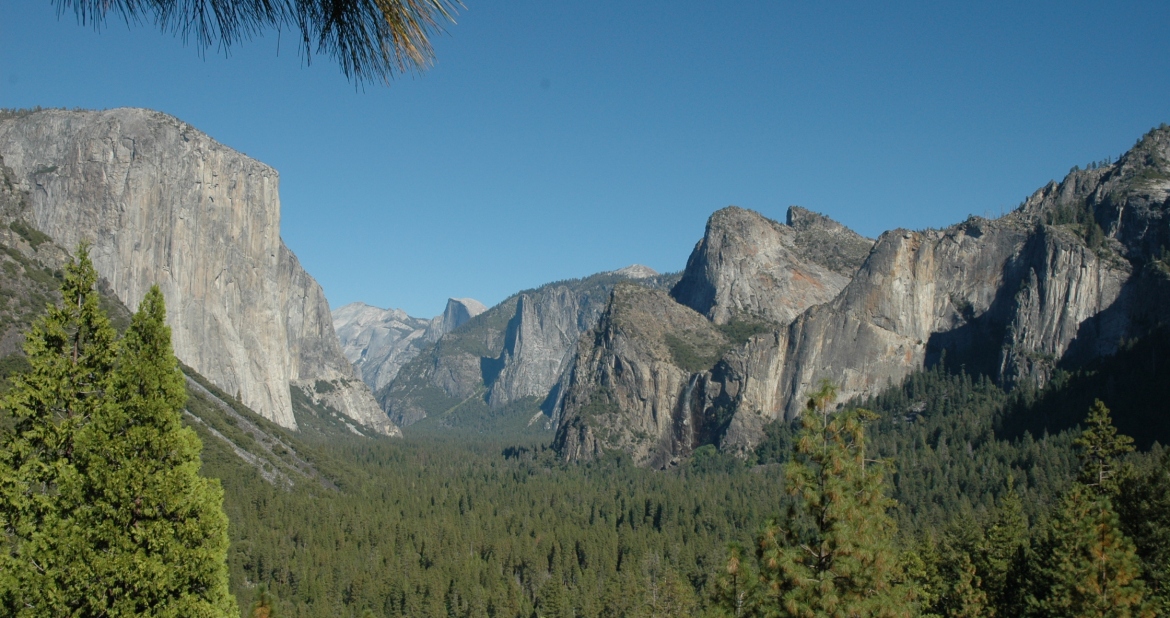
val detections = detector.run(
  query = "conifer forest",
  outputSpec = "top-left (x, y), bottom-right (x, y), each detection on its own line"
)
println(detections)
top-left (2, 247), bottom-right (1168, 617)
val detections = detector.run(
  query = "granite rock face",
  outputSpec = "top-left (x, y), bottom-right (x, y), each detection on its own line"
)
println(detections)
top-left (556, 129), bottom-right (1170, 464)
top-left (333, 303), bottom-right (431, 391)
top-left (332, 297), bottom-right (486, 395)
top-left (671, 206), bottom-right (873, 325)
top-left (712, 215), bottom-right (1132, 456)
top-left (487, 287), bottom-right (591, 408)
top-left (556, 207), bottom-right (870, 464)
top-left (379, 268), bottom-right (679, 428)
top-left (424, 298), bottom-right (489, 343)
top-left (0, 108), bottom-right (396, 435)
top-left (553, 284), bottom-right (728, 467)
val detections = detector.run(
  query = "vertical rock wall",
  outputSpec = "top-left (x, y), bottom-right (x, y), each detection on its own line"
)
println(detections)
top-left (0, 108), bottom-right (394, 434)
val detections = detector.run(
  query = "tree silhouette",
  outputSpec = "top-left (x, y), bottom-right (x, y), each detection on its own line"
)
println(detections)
top-left (53, 0), bottom-right (458, 83)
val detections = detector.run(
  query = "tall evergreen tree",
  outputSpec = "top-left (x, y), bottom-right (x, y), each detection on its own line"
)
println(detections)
top-left (65, 285), bottom-right (237, 616)
top-left (0, 244), bottom-right (118, 615)
top-left (1, 252), bottom-right (236, 616)
top-left (1033, 401), bottom-right (1150, 618)
top-left (981, 483), bottom-right (1029, 617)
top-left (1075, 400), bottom-right (1134, 495)
top-left (754, 381), bottom-right (917, 618)
top-left (1035, 486), bottom-right (1150, 618)
top-left (708, 544), bottom-right (757, 618)
top-left (1117, 449), bottom-right (1170, 615)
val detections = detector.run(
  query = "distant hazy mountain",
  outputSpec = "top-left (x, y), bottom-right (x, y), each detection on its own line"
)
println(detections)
top-left (332, 297), bottom-right (487, 393)
top-left (375, 266), bottom-right (679, 432)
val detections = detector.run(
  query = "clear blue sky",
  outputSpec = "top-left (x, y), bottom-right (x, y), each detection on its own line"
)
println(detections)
top-left (2, 1), bottom-right (1169, 317)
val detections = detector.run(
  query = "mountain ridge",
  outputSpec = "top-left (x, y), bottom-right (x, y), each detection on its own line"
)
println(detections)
top-left (0, 107), bottom-right (397, 436)
top-left (555, 125), bottom-right (1170, 466)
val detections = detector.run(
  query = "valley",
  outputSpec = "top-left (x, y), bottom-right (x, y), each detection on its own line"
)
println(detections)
top-left (1, 108), bottom-right (1169, 616)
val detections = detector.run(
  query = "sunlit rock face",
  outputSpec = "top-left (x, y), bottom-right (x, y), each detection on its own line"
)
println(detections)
top-left (0, 107), bottom-right (397, 435)
top-left (556, 207), bottom-right (875, 465)
top-left (332, 297), bottom-right (489, 396)
top-left (377, 268), bottom-right (678, 429)
top-left (671, 205), bottom-right (873, 325)
top-left (556, 127), bottom-right (1170, 465)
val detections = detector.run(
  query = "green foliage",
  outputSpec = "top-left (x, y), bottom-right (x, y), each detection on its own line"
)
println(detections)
top-left (1117, 449), bottom-right (1170, 614)
top-left (1074, 400), bottom-right (1134, 495)
top-left (998, 329), bottom-right (1170, 449)
top-left (251, 584), bottom-right (281, 618)
top-left (0, 244), bottom-right (118, 614)
top-left (67, 286), bottom-right (236, 615)
top-left (753, 418), bottom-right (796, 466)
top-left (408, 394), bottom-right (550, 439)
top-left (7, 220), bottom-right (50, 249)
top-left (192, 419), bottom-right (792, 618)
top-left (665, 332), bottom-right (724, 373)
top-left (687, 444), bottom-right (744, 475)
top-left (706, 543), bottom-right (758, 618)
top-left (716, 317), bottom-right (773, 347)
top-left (0, 251), bottom-right (236, 616)
top-left (750, 381), bottom-right (917, 617)
top-left (1043, 198), bottom-right (1108, 250)
top-left (1031, 486), bottom-right (1151, 618)
top-left (860, 365), bottom-right (1077, 533)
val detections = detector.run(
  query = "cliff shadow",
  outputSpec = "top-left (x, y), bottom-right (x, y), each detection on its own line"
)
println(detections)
top-left (923, 243), bottom-right (1030, 381)
top-left (994, 326), bottom-right (1170, 449)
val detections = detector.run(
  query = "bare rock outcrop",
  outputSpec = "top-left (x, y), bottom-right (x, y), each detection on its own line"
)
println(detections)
top-left (332, 297), bottom-right (486, 395)
top-left (423, 297), bottom-right (489, 343)
top-left (671, 206), bottom-right (873, 325)
top-left (556, 128), bottom-right (1170, 464)
top-left (379, 269), bottom-right (679, 428)
top-left (487, 288), bottom-right (589, 408)
top-left (554, 284), bottom-right (728, 467)
top-left (0, 108), bottom-right (396, 435)
top-left (712, 215), bottom-right (1132, 456)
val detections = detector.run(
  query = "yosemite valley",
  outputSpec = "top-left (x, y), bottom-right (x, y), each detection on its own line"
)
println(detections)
top-left (2, 108), bottom-right (1169, 617)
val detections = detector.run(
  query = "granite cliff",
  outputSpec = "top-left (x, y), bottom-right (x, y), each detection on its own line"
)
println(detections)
top-left (378, 267), bottom-right (678, 430)
top-left (332, 297), bottom-right (486, 394)
top-left (555, 126), bottom-right (1170, 465)
top-left (553, 207), bottom-right (872, 465)
top-left (0, 108), bottom-right (397, 435)
top-left (671, 206), bottom-right (873, 325)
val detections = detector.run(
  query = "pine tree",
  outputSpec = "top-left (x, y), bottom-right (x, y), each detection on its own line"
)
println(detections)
top-left (1075, 400), bottom-right (1134, 495)
top-left (251, 584), bottom-right (281, 618)
top-left (755, 381), bottom-right (917, 618)
top-left (708, 543), bottom-right (757, 618)
top-left (1, 252), bottom-right (237, 616)
top-left (63, 285), bottom-right (237, 615)
top-left (981, 483), bottom-right (1028, 616)
top-left (0, 244), bottom-right (118, 615)
top-left (1036, 486), bottom-right (1150, 618)
top-left (1033, 402), bottom-right (1151, 618)
top-left (1117, 449), bottom-right (1170, 615)
top-left (930, 517), bottom-right (990, 618)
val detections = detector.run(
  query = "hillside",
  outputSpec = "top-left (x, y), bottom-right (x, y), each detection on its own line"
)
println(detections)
top-left (0, 108), bottom-right (395, 436)
top-left (555, 126), bottom-right (1170, 466)
top-left (377, 268), bottom-right (680, 435)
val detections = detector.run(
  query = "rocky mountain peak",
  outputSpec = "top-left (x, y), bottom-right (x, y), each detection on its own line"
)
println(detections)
top-left (670, 205), bottom-right (872, 325)
top-left (0, 107), bottom-right (397, 435)
top-left (556, 125), bottom-right (1170, 466)
top-left (611, 264), bottom-right (659, 279)
top-left (424, 297), bottom-right (488, 343)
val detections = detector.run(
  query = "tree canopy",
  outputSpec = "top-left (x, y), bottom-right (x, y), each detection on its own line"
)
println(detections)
top-left (0, 247), bottom-right (236, 616)
top-left (54, 0), bottom-right (459, 83)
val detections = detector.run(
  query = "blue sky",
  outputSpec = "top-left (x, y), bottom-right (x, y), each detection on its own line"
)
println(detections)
top-left (2, 1), bottom-right (1169, 317)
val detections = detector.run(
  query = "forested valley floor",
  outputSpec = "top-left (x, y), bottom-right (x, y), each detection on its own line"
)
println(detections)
top-left (190, 330), bottom-right (1170, 617)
